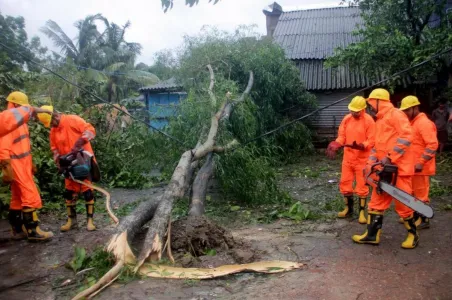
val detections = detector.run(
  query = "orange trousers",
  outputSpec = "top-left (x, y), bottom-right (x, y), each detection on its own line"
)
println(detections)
top-left (10, 176), bottom-right (42, 210)
top-left (368, 176), bottom-right (413, 218)
top-left (412, 175), bottom-right (430, 203)
top-left (65, 178), bottom-right (92, 194)
top-left (9, 158), bottom-right (42, 210)
top-left (339, 162), bottom-right (369, 197)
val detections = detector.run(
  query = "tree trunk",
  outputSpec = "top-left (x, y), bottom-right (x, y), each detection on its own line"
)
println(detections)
top-left (189, 153), bottom-right (215, 216)
top-left (135, 150), bottom-right (194, 268)
top-left (107, 79), bottom-right (113, 103)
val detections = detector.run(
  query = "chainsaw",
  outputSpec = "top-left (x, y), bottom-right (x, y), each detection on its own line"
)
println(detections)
top-left (59, 150), bottom-right (92, 180)
top-left (365, 162), bottom-right (434, 218)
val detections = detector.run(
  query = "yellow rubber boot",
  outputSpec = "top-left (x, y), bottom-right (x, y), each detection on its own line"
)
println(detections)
top-left (398, 218), bottom-right (404, 224)
top-left (86, 200), bottom-right (96, 231)
top-left (8, 209), bottom-right (26, 240)
top-left (22, 208), bottom-right (54, 241)
top-left (61, 203), bottom-right (77, 232)
top-left (358, 198), bottom-right (367, 224)
top-left (401, 216), bottom-right (419, 249)
top-left (337, 196), bottom-right (353, 218)
top-left (352, 211), bottom-right (383, 245)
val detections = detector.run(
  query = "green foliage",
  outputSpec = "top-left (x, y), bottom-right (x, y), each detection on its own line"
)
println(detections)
top-left (215, 146), bottom-right (287, 205)
top-left (178, 25), bottom-right (316, 134)
top-left (327, 0), bottom-right (452, 93)
top-left (67, 246), bottom-right (87, 273)
top-left (278, 201), bottom-right (316, 222)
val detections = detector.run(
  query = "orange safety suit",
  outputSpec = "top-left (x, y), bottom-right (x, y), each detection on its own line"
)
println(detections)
top-left (0, 106), bottom-right (33, 138)
top-left (408, 113), bottom-right (438, 202)
top-left (367, 101), bottom-right (414, 218)
top-left (335, 111), bottom-right (375, 197)
top-left (50, 114), bottom-right (96, 194)
top-left (0, 104), bottom-right (41, 210)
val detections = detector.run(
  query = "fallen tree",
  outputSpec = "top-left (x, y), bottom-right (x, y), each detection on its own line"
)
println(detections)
top-left (73, 66), bottom-right (254, 299)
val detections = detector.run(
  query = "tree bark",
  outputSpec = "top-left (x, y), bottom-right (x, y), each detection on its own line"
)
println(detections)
top-left (135, 150), bottom-right (194, 269)
top-left (189, 153), bottom-right (215, 216)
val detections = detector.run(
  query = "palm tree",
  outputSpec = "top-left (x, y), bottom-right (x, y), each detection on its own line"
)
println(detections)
top-left (97, 20), bottom-right (159, 102)
top-left (41, 15), bottom-right (159, 103)
top-left (40, 14), bottom-right (104, 68)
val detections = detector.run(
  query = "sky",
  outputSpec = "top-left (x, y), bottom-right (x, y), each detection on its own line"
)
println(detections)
top-left (1, 0), bottom-right (341, 65)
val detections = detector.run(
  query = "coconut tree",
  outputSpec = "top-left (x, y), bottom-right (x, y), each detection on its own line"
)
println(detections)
top-left (40, 14), bottom-right (104, 68)
top-left (97, 20), bottom-right (159, 102)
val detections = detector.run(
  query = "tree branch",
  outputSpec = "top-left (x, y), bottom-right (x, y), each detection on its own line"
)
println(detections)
top-left (222, 71), bottom-right (254, 120)
top-left (207, 64), bottom-right (216, 107)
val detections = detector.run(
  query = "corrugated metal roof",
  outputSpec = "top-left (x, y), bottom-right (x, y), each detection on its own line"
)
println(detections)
top-left (139, 77), bottom-right (183, 92)
top-left (274, 7), bottom-right (363, 59)
top-left (297, 60), bottom-right (411, 91)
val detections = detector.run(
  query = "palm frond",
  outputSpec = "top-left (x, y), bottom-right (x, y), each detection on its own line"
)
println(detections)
top-left (40, 20), bottom-right (78, 58)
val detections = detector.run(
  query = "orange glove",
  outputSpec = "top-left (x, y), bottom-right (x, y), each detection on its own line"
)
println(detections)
top-left (326, 141), bottom-right (342, 159)
top-left (0, 160), bottom-right (14, 183)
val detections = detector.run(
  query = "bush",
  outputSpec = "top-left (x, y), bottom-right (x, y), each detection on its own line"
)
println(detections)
top-left (215, 146), bottom-right (288, 205)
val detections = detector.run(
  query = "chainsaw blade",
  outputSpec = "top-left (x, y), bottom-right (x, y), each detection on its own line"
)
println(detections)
top-left (379, 182), bottom-right (434, 218)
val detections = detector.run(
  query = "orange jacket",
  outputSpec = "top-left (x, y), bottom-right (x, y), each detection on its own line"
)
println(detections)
top-left (0, 106), bottom-right (32, 138)
top-left (0, 116), bottom-right (36, 187)
top-left (335, 111), bottom-right (375, 164)
top-left (367, 101), bottom-right (414, 175)
top-left (50, 114), bottom-right (96, 158)
top-left (408, 113), bottom-right (438, 175)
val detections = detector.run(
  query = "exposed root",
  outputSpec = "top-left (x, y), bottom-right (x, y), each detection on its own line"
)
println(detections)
top-left (72, 179), bottom-right (119, 225)
top-left (71, 261), bottom-right (124, 300)
top-left (167, 218), bottom-right (175, 264)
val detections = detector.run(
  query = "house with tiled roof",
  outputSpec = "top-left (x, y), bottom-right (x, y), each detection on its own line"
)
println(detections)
top-left (263, 3), bottom-right (410, 136)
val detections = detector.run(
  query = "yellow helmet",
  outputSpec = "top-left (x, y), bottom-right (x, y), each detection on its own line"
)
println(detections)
top-left (400, 96), bottom-right (421, 111)
top-left (6, 91), bottom-right (29, 106)
top-left (37, 105), bottom-right (54, 128)
top-left (368, 88), bottom-right (390, 101)
top-left (348, 96), bottom-right (367, 112)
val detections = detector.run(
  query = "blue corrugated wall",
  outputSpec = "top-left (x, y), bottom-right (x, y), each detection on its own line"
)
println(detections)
top-left (147, 92), bottom-right (187, 129)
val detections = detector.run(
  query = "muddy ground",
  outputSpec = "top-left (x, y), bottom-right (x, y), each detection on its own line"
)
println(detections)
top-left (1, 155), bottom-right (452, 300)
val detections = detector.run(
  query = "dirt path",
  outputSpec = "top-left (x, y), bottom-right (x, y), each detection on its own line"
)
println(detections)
top-left (1, 155), bottom-right (451, 300)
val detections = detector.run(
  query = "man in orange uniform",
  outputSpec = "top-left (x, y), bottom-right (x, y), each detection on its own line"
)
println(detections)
top-left (38, 106), bottom-right (97, 232)
top-left (400, 96), bottom-right (438, 229)
top-left (326, 96), bottom-right (375, 224)
top-left (0, 92), bottom-right (54, 241)
top-left (352, 88), bottom-right (418, 249)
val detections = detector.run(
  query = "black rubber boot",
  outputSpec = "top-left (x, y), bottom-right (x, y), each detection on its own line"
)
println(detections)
top-left (22, 208), bottom-right (54, 241)
top-left (414, 212), bottom-right (430, 230)
top-left (358, 198), bottom-right (367, 224)
top-left (61, 203), bottom-right (77, 232)
top-left (338, 196), bottom-right (354, 218)
top-left (86, 200), bottom-right (96, 231)
top-left (352, 211), bottom-right (383, 245)
top-left (8, 209), bottom-right (26, 240)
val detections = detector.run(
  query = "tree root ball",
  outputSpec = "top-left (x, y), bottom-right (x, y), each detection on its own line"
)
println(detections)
top-left (171, 216), bottom-right (235, 255)
top-left (171, 216), bottom-right (256, 267)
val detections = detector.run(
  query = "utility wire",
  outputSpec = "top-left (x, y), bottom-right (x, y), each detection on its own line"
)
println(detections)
top-left (2, 36), bottom-right (451, 152)
top-left (235, 47), bottom-right (452, 149)
top-left (0, 41), bottom-right (186, 147)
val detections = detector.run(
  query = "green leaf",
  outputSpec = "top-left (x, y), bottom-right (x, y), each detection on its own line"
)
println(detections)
top-left (230, 206), bottom-right (241, 212)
